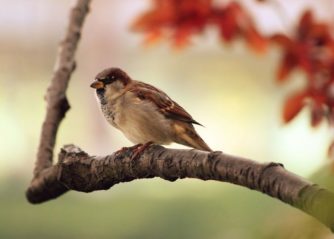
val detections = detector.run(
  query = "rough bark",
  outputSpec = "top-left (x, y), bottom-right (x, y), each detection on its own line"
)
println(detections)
top-left (26, 0), bottom-right (334, 234)
top-left (27, 144), bottom-right (334, 232)
top-left (28, 0), bottom-right (91, 199)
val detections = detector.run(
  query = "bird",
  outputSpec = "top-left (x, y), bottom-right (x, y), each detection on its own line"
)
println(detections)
top-left (90, 67), bottom-right (212, 152)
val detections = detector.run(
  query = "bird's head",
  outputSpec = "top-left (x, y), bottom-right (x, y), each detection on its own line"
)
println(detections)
top-left (90, 67), bottom-right (131, 102)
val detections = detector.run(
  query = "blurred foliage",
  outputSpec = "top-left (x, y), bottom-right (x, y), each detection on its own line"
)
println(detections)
top-left (132, 0), bottom-right (267, 52)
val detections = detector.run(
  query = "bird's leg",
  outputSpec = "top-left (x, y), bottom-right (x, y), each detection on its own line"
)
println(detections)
top-left (130, 141), bottom-right (153, 160)
top-left (114, 142), bottom-right (153, 159)
top-left (114, 143), bottom-right (143, 157)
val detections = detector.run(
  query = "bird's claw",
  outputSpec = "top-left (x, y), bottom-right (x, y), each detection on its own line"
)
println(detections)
top-left (130, 141), bottom-right (153, 161)
top-left (114, 142), bottom-right (153, 160)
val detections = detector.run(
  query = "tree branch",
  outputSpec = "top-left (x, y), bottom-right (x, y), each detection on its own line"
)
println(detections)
top-left (26, 144), bottom-right (334, 232)
top-left (27, 0), bottom-right (91, 200)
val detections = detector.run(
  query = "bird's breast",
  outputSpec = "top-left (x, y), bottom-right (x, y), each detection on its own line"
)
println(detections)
top-left (98, 91), bottom-right (173, 145)
top-left (100, 103), bottom-right (119, 128)
top-left (115, 95), bottom-right (173, 144)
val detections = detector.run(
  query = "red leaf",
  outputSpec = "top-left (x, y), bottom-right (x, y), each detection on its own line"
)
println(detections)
top-left (310, 101), bottom-right (324, 127)
top-left (132, 0), bottom-right (175, 31)
top-left (296, 44), bottom-right (313, 74)
top-left (270, 34), bottom-right (292, 48)
top-left (309, 23), bottom-right (330, 41)
top-left (173, 26), bottom-right (193, 48)
top-left (216, 9), bottom-right (238, 42)
top-left (298, 10), bottom-right (313, 39)
top-left (244, 27), bottom-right (267, 54)
top-left (179, 0), bottom-right (212, 16)
top-left (277, 52), bottom-right (297, 82)
top-left (218, 3), bottom-right (242, 42)
top-left (143, 30), bottom-right (163, 46)
top-left (283, 91), bottom-right (307, 123)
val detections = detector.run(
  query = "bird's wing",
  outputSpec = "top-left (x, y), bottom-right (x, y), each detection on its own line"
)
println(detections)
top-left (128, 82), bottom-right (202, 125)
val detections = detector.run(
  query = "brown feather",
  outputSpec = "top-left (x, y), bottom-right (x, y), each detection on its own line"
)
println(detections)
top-left (173, 122), bottom-right (212, 151)
top-left (128, 81), bottom-right (203, 125)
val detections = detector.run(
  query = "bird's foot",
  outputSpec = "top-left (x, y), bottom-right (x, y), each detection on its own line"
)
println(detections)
top-left (114, 144), bottom-right (142, 157)
top-left (130, 141), bottom-right (153, 161)
top-left (114, 142), bottom-right (153, 160)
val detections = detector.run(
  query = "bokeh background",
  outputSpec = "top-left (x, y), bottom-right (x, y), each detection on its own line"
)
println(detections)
top-left (1, 0), bottom-right (334, 238)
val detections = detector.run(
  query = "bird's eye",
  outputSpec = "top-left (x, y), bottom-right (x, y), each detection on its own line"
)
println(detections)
top-left (101, 75), bottom-right (116, 84)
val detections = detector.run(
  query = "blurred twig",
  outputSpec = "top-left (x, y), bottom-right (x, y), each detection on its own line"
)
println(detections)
top-left (26, 0), bottom-right (91, 200)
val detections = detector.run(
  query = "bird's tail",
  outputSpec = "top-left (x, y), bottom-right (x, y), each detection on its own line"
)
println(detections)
top-left (175, 124), bottom-right (212, 152)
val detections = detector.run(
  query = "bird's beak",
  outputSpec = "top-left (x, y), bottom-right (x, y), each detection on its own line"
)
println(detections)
top-left (90, 80), bottom-right (104, 89)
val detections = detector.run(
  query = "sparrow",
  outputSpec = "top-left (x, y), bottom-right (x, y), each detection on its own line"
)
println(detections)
top-left (90, 67), bottom-right (212, 152)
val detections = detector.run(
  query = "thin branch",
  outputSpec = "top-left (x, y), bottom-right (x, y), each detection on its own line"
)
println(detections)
top-left (28, 0), bottom-right (91, 199)
top-left (26, 144), bottom-right (334, 232)
top-left (34, 0), bottom-right (91, 176)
